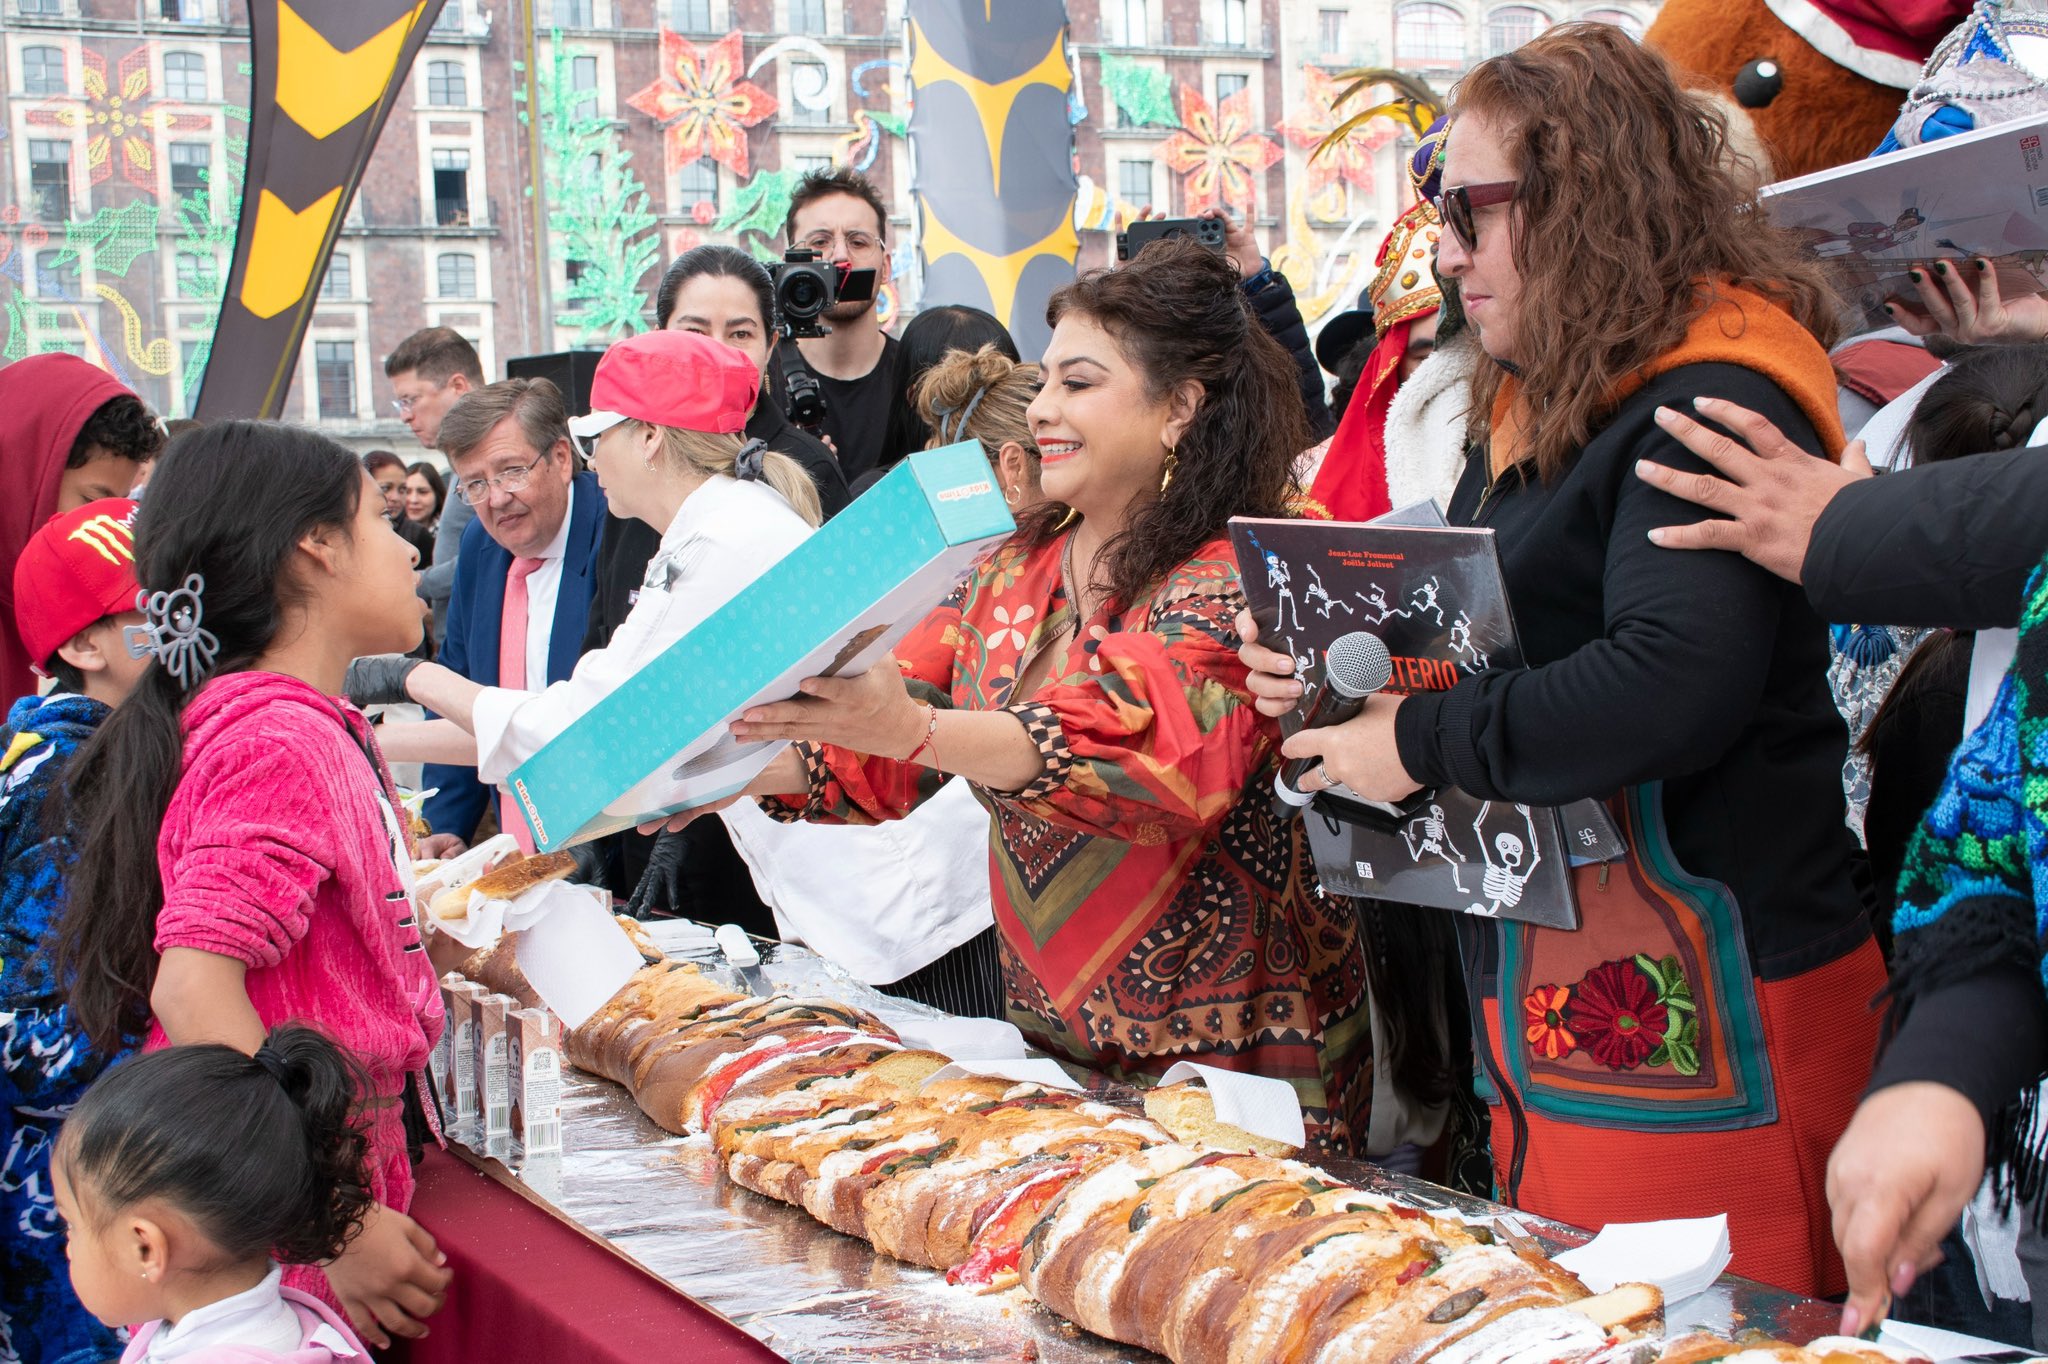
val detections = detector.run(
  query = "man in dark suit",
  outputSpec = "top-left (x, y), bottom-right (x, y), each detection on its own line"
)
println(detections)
top-left (418, 377), bottom-right (605, 850)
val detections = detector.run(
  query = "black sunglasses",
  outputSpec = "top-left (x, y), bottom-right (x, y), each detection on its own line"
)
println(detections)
top-left (1432, 181), bottom-right (1519, 251)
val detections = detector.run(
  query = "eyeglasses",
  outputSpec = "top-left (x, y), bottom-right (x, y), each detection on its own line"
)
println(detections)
top-left (1431, 181), bottom-right (1519, 252)
top-left (452, 452), bottom-right (552, 506)
top-left (796, 228), bottom-right (882, 258)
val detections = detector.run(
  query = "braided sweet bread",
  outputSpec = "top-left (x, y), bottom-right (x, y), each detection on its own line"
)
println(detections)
top-left (464, 957), bottom-right (1924, 1364)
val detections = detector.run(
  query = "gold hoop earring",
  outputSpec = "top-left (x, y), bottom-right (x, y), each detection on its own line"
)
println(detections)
top-left (1159, 448), bottom-right (1179, 494)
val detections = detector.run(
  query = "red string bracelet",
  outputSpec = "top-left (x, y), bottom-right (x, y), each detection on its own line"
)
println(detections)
top-left (905, 703), bottom-right (940, 766)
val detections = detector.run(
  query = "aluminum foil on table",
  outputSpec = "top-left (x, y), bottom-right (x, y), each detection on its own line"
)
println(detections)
top-left (488, 932), bottom-right (1841, 1362)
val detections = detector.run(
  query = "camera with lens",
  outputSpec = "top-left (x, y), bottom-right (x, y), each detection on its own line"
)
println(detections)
top-left (771, 248), bottom-right (878, 341)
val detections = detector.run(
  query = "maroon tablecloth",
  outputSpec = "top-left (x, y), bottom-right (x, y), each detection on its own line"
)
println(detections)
top-left (391, 1146), bottom-right (784, 1363)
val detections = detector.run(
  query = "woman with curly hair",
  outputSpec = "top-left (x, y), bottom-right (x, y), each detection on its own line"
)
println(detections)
top-left (1244, 23), bottom-right (1882, 1292)
top-left (700, 235), bottom-right (1377, 1153)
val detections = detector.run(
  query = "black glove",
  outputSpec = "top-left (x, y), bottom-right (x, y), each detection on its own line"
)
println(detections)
top-left (568, 841), bottom-right (609, 888)
top-left (626, 829), bottom-right (688, 919)
top-left (344, 653), bottom-right (422, 708)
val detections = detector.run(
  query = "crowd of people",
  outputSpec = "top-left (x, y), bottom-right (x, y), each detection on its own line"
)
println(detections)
top-left (7, 20), bottom-right (2048, 1361)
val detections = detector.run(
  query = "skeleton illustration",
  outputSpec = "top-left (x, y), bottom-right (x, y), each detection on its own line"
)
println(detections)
top-left (1409, 575), bottom-right (1445, 627)
top-left (1263, 551), bottom-right (1301, 633)
top-left (1355, 581), bottom-right (1412, 625)
top-left (1303, 564), bottom-right (1352, 619)
top-left (1401, 802), bottom-right (1467, 894)
top-left (1447, 609), bottom-right (1488, 671)
top-left (1468, 803), bottom-right (1543, 917)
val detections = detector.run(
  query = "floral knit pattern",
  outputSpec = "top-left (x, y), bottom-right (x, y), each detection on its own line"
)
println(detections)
top-left (1890, 555), bottom-right (2048, 1004)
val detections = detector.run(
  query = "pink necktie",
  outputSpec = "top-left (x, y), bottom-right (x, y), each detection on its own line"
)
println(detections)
top-left (498, 556), bottom-right (544, 852)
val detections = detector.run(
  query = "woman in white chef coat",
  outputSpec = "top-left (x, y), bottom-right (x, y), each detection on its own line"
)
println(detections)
top-left (378, 328), bottom-right (820, 805)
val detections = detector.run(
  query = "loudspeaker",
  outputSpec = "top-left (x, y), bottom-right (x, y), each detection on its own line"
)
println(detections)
top-left (505, 350), bottom-right (602, 414)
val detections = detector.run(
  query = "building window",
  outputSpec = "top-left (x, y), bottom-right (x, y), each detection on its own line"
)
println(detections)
top-left (434, 0), bottom-right (463, 31)
top-left (23, 46), bottom-right (65, 96)
top-left (1395, 2), bottom-right (1466, 67)
top-left (1580, 8), bottom-right (1643, 38)
top-left (432, 149), bottom-right (470, 226)
top-left (1117, 159), bottom-right (1154, 208)
top-left (427, 60), bottom-right (466, 106)
top-left (18, 0), bottom-right (63, 12)
top-left (28, 140), bottom-right (71, 221)
top-left (790, 60), bottom-right (830, 123)
top-left (160, 0), bottom-right (206, 19)
top-left (438, 251), bottom-right (477, 298)
top-left (1219, 0), bottom-right (1248, 46)
top-left (1113, 0), bottom-right (1148, 44)
top-left (174, 250), bottom-right (210, 297)
top-left (319, 254), bottom-right (351, 299)
top-left (673, 0), bottom-right (712, 28)
top-left (169, 141), bottom-right (209, 197)
top-left (794, 154), bottom-right (832, 175)
top-left (1485, 5), bottom-right (1547, 55)
top-left (163, 51), bottom-right (207, 100)
top-left (1215, 72), bottom-right (1248, 107)
top-left (34, 249), bottom-right (79, 299)
top-left (677, 157), bottom-right (718, 211)
top-left (1318, 8), bottom-right (1346, 52)
top-left (790, 0), bottom-right (824, 33)
top-left (314, 341), bottom-right (355, 418)
top-left (571, 54), bottom-right (599, 121)
top-left (553, 0), bottom-right (593, 26)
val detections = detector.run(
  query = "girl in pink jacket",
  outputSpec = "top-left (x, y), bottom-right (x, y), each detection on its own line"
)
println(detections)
top-left (55, 1026), bottom-right (377, 1363)
top-left (53, 422), bottom-right (450, 1347)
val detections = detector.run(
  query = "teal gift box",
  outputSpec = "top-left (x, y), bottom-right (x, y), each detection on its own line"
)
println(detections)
top-left (506, 442), bottom-right (1014, 852)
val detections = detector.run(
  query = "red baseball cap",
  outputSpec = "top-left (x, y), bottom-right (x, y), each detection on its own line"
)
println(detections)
top-left (14, 497), bottom-right (142, 674)
top-left (567, 330), bottom-right (759, 444)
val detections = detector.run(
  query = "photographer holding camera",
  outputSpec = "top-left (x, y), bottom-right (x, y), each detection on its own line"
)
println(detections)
top-left (767, 167), bottom-right (899, 482)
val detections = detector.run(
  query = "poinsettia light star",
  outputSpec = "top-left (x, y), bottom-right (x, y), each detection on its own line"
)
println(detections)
top-left (626, 30), bottom-right (778, 180)
top-left (1157, 84), bottom-right (1281, 217)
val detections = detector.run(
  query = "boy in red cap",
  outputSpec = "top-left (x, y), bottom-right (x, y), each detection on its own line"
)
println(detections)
top-left (1, 497), bottom-right (147, 1364)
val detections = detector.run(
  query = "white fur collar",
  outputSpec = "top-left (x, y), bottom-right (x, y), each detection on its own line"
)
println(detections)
top-left (1382, 333), bottom-right (1482, 513)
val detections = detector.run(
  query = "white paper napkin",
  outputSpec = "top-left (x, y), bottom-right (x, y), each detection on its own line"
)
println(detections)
top-left (1879, 1319), bottom-right (2044, 1362)
top-left (1553, 1214), bottom-right (1730, 1303)
top-left (1156, 1061), bottom-right (1308, 1150)
top-left (922, 1058), bottom-right (1084, 1092)
top-left (513, 882), bottom-right (644, 1029)
top-left (891, 1016), bottom-right (1029, 1061)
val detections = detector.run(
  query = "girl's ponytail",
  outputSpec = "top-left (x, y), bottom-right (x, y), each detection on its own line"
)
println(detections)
top-left (52, 422), bottom-right (364, 1052)
top-left (58, 1023), bottom-right (375, 1266)
top-left (257, 1024), bottom-right (377, 1265)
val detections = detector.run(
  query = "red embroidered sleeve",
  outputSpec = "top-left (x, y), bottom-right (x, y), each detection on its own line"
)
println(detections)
top-left (765, 577), bottom-right (967, 827)
top-left (1002, 576), bottom-right (1276, 842)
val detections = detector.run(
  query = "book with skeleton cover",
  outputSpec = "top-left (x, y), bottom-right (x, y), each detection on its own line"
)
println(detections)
top-left (1229, 514), bottom-right (1615, 928)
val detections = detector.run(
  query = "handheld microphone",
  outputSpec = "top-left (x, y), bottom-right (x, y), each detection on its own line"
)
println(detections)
top-left (1274, 630), bottom-right (1394, 808)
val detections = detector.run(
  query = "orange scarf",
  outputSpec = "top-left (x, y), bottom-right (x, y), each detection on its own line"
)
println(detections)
top-left (1488, 284), bottom-right (1845, 477)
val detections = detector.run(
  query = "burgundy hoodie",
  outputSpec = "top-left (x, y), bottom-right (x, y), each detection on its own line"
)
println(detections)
top-left (0, 354), bottom-right (137, 700)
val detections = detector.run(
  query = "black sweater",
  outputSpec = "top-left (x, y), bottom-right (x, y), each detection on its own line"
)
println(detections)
top-left (1394, 363), bottom-right (1870, 979)
top-left (1803, 445), bottom-right (2048, 1119)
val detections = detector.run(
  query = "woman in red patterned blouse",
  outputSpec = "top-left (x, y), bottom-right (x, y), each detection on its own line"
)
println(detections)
top-left (719, 237), bottom-right (1376, 1153)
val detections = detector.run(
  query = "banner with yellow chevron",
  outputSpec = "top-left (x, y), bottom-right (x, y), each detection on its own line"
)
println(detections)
top-left (193, 0), bottom-right (445, 419)
top-left (905, 0), bottom-right (1077, 361)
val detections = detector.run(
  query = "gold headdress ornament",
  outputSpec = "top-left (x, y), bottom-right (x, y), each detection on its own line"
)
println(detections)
top-left (1366, 200), bottom-right (1444, 337)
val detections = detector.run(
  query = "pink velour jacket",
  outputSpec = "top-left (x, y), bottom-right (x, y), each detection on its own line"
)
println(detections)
top-left (149, 672), bottom-right (444, 1296)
